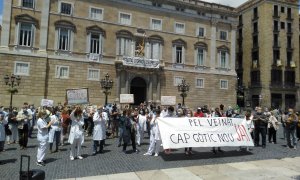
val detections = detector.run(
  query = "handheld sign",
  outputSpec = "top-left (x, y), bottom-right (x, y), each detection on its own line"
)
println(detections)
top-left (120, 94), bottom-right (134, 104)
top-left (66, 88), bottom-right (89, 105)
top-left (161, 96), bottom-right (176, 106)
top-left (41, 99), bottom-right (54, 107)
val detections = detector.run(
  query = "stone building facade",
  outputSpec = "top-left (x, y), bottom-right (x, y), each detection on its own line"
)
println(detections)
top-left (236, 0), bottom-right (300, 110)
top-left (0, 0), bottom-right (238, 109)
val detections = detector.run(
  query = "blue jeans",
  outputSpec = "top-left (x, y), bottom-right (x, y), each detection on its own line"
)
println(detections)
top-left (93, 140), bottom-right (104, 153)
top-left (287, 128), bottom-right (297, 147)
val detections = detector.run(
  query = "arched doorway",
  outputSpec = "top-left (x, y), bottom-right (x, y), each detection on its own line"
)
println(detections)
top-left (130, 77), bottom-right (147, 105)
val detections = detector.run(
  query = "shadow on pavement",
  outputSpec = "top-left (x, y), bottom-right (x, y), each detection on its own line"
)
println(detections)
top-left (0, 158), bottom-right (17, 164)
top-left (161, 150), bottom-right (253, 161)
top-left (26, 145), bottom-right (37, 149)
top-left (45, 158), bottom-right (58, 163)
top-left (5, 148), bottom-right (17, 151)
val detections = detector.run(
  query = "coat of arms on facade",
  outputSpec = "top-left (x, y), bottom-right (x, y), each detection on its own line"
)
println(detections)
top-left (135, 33), bottom-right (145, 57)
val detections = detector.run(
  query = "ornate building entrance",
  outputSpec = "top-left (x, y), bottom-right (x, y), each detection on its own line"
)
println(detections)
top-left (130, 77), bottom-right (147, 105)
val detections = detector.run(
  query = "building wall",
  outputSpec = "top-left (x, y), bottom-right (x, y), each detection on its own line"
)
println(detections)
top-left (0, 0), bottom-right (238, 109)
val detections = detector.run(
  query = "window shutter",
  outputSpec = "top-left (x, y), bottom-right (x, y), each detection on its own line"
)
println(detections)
top-left (153, 43), bottom-right (159, 59)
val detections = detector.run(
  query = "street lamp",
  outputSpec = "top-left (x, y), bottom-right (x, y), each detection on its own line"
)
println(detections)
top-left (4, 74), bottom-right (21, 112)
top-left (100, 73), bottom-right (113, 106)
top-left (177, 79), bottom-right (189, 107)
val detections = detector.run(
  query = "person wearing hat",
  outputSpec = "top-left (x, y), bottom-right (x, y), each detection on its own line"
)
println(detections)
top-left (253, 107), bottom-right (268, 148)
top-left (36, 108), bottom-right (53, 166)
top-left (194, 107), bottom-right (204, 117)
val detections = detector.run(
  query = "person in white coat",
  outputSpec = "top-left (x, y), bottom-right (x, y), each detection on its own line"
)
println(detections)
top-left (136, 109), bottom-right (146, 146)
top-left (92, 107), bottom-right (106, 155)
top-left (68, 106), bottom-right (85, 160)
top-left (144, 109), bottom-right (162, 156)
top-left (0, 113), bottom-right (8, 152)
top-left (48, 108), bottom-right (62, 153)
top-left (36, 109), bottom-right (53, 166)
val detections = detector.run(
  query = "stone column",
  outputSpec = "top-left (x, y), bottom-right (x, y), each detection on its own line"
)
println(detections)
top-left (156, 72), bottom-right (161, 104)
top-left (230, 24), bottom-right (237, 71)
top-left (39, 0), bottom-right (50, 53)
top-left (148, 74), bottom-right (153, 102)
top-left (0, 0), bottom-right (12, 49)
top-left (210, 19), bottom-right (218, 69)
top-left (116, 69), bottom-right (121, 102)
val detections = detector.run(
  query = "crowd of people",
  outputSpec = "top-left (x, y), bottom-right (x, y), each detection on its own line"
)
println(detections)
top-left (0, 102), bottom-right (300, 167)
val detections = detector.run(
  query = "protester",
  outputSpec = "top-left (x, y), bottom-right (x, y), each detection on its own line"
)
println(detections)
top-left (16, 103), bottom-right (33, 150)
top-left (212, 107), bottom-right (224, 154)
top-left (296, 112), bottom-right (300, 142)
top-left (136, 109), bottom-right (146, 146)
top-left (144, 109), bottom-right (162, 156)
top-left (164, 106), bottom-right (175, 154)
top-left (7, 108), bottom-right (18, 144)
top-left (118, 110), bottom-right (127, 147)
top-left (253, 107), bottom-right (268, 148)
top-left (0, 113), bottom-right (8, 152)
top-left (268, 111), bottom-right (279, 144)
top-left (28, 104), bottom-right (36, 138)
top-left (281, 111), bottom-right (288, 140)
top-left (36, 109), bottom-right (53, 166)
top-left (194, 107), bottom-right (204, 117)
top-left (61, 108), bottom-right (70, 146)
top-left (48, 108), bottom-right (62, 153)
top-left (185, 109), bottom-right (194, 155)
top-left (68, 106), bottom-right (85, 160)
top-left (92, 107), bottom-right (106, 155)
top-left (285, 108), bottom-right (298, 149)
top-left (122, 110), bottom-right (139, 153)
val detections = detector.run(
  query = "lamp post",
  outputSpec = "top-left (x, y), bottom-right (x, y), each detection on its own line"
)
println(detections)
top-left (4, 74), bottom-right (21, 112)
top-left (100, 73), bottom-right (113, 106)
top-left (177, 79), bottom-right (189, 107)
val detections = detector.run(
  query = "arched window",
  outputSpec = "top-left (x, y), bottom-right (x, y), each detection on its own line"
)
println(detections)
top-left (54, 20), bottom-right (76, 52)
top-left (14, 14), bottom-right (39, 47)
top-left (147, 35), bottom-right (164, 60)
top-left (172, 39), bottom-right (186, 64)
top-left (86, 25), bottom-right (105, 61)
top-left (217, 45), bottom-right (230, 68)
top-left (194, 42), bottom-right (208, 66)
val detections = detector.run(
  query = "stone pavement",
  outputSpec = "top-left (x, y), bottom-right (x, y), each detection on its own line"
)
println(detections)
top-left (0, 128), bottom-right (300, 180)
top-left (60, 157), bottom-right (300, 180)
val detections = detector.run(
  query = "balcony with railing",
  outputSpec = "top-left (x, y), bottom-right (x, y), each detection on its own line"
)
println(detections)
top-left (116, 55), bottom-right (161, 69)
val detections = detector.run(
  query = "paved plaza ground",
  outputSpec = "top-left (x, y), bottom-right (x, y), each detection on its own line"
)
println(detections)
top-left (0, 129), bottom-right (299, 180)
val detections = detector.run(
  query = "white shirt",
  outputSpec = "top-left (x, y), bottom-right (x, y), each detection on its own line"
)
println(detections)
top-left (37, 118), bottom-right (49, 141)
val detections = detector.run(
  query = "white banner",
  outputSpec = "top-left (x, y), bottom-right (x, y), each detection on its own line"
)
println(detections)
top-left (41, 99), bottom-right (54, 107)
top-left (157, 117), bottom-right (254, 149)
top-left (120, 94), bottom-right (134, 104)
top-left (66, 88), bottom-right (89, 105)
top-left (161, 96), bottom-right (176, 106)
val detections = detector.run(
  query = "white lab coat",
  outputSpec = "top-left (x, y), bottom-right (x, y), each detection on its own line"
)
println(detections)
top-left (68, 112), bottom-right (84, 145)
top-left (37, 118), bottom-right (49, 142)
top-left (93, 112), bottom-right (106, 141)
top-left (36, 118), bottom-right (49, 162)
top-left (48, 115), bottom-right (61, 143)
top-left (150, 117), bottom-right (161, 141)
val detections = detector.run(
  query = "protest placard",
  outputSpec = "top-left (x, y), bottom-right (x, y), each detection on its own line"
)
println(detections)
top-left (120, 94), bottom-right (134, 104)
top-left (41, 99), bottom-right (54, 107)
top-left (161, 96), bottom-right (176, 106)
top-left (157, 117), bottom-right (254, 149)
top-left (66, 88), bottom-right (89, 105)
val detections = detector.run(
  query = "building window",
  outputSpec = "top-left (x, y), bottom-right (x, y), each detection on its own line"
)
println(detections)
top-left (281, 6), bottom-right (285, 13)
top-left (151, 18), bottom-right (162, 30)
top-left (196, 78), bottom-right (204, 88)
top-left (174, 76), bottom-right (183, 86)
top-left (14, 61), bottom-right (30, 76)
top-left (56, 65), bottom-right (69, 78)
top-left (175, 46), bottom-right (183, 64)
top-left (117, 37), bottom-right (132, 56)
top-left (89, 33), bottom-right (103, 55)
top-left (253, 7), bottom-right (258, 18)
top-left (274, 20), bottom-right (279, 31)
top-left (198, 27), bottom-right (205, 37)
top-left (175, 23), bottom-right (185, 34)
top-left (220, 31), bottom-right (227, 40)
top-left (57, 28), bottom-right (71, 51)
top-left (281, 22), bottom-right (285, 29)
top-left (220, 80), bottom-right (228, 89)
top-left (273, 5), bottom-right (279, 17)
top-left (90, 7), bottom-right (103, 20)
top-left (60, 2), bottom-right (72, 15)
top-left (18, 23), bottom-right (34, 47)
top-left (196, 48), bottom-right (204, 66)
top-left (287, 23), bottom-right (292, 33)
top-left (87, 68), bottom-right (100, 81)
top-left (287, 8), bottom-right (292, 19)
top-left (119, 12), bottom-right (131, 25)
top-left (150, 42), bottom-right (161, 59)
top-left (22, 0), bottom-right (34, 8)
top-left (219, 51), bottom-right (227, 68)
top-left (253, 35), bottom-right (258, 48)
top-left (253, 22), bottom-right (258, 33)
